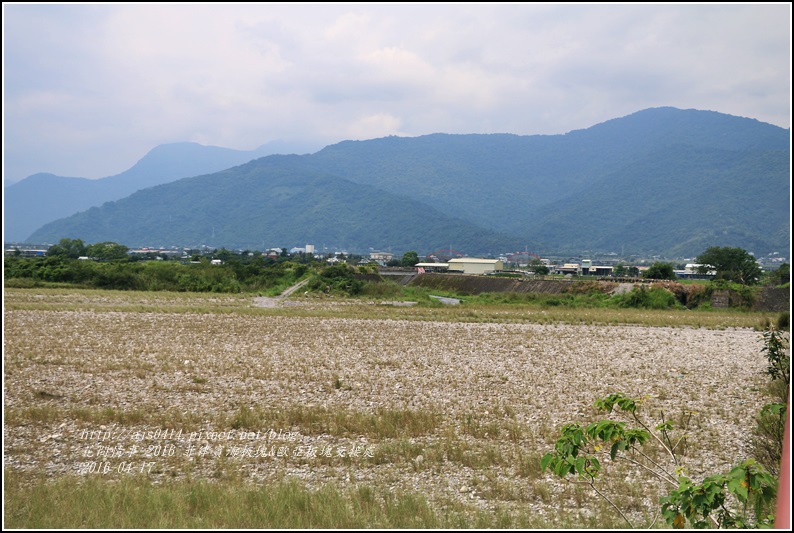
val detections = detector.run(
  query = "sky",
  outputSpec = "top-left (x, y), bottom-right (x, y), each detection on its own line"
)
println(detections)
top-left (3, 3), bottom-right (791, 185)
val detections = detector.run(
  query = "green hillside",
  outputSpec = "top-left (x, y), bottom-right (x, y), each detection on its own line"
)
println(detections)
top-left (305, 107), bottom-right (790, 243)
top-left (27, 107), bottom-right (790, 256)
top-left (526, 146), bottom-right (790, 256)
top-left (29, 156), bottom-right (519, 254)
top-left (5, 141), bottom-right (317, 243)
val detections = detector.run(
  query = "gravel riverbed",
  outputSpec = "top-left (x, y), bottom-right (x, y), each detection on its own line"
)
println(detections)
top-left (3, 299), bottom-right (776, 526)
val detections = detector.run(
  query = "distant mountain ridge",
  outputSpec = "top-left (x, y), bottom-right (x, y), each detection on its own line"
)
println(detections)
top-left (24, 107), bottom-right (791, 257)
top-left (304, 107), bottom-right (790, 238)
top-left (28, 156), bottom-right (518, 253)
top-left (4, 140), bottom-right (321, 242)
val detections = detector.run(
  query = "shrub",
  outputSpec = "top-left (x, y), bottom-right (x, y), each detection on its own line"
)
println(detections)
top-left (308, 264), bottom-right (364, 295)
top-left (777, 311), bottom-right (789, 331)
top-left (614, 286), bottom-right (680, 309)
top-left (650, 281), bottom-right (709, 308)
top-left (706, 279), bottom-right (758, 308)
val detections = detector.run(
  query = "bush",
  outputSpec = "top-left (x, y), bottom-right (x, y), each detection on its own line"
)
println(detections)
top-left (649, 281), bottom-right (709, 308)
top-left (308, 265), bottom-right (364, 295)
top-left (777, 311), bottom-right (789, 331)
top-left (707, 279), bottom-right (758, 308)
top-left (4, 278), bottom-right (43, 288)
top-left (614, 286), bottom-right (680, 309)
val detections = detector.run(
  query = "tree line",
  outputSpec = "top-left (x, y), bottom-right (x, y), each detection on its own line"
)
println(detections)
top-left (5, 239), bottom-right (315, 293)
top-left (633, 246), bottom-right (787, 287)
top-left (5, 239), bottom-right (789, 296)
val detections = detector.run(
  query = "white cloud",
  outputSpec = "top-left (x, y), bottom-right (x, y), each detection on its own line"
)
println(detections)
top-left (3, 3), bottom-right (790, 184)
top-left (346, 112), bottom-right (406, 139)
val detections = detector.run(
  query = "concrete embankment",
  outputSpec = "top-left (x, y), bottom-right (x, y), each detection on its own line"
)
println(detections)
top-left (751, 287), bottom-right (790, 312)
top-left (407, 273), bottom-right (581, 295)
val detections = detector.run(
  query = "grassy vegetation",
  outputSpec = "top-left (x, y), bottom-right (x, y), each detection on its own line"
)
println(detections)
top-left (4, 472), bottom-right (572, 529)
top-left (4, 287), bottom-right (782, 330)
top-left (3, 400), bottom-right (646, 528)
top-left (226, 405), bottom-right (443, 439)
top-left (4, 404), bottom-right (206, 430)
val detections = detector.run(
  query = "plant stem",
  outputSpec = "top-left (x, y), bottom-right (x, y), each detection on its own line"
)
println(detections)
top-left (632, 412), bottom-right (678, 465)
top-left (589, 480), bottom-right (635, 528)
top-left (609, 451), bottom-right (678, 487)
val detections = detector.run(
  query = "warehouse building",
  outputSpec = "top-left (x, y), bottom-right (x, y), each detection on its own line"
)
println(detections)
top-left (447, 258), bottom-right (504, 275)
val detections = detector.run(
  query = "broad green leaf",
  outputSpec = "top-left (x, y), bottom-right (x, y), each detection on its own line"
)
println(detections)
top-left (575, 456), bottom-right (586, 476)
top-left (727, 476), bottom-right (748, 501)
top-left (610, 442), bottom-right (620, 461)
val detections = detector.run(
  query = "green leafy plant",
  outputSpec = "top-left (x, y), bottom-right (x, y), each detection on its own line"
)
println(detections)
top-left (542, 393), bottom-right (673, 527)
top-left (761, 326), bottom-right (789, 386)
top-left (660, 460), bottom-right (777, 528)
top-left (542, 392), bottom-right (778, 528)
top-left (613, 285), bottom-right (681, 309)
top-left (751, 326), bottom-right (789, 475)
top-left (307, 264), bottom-right (364, 295)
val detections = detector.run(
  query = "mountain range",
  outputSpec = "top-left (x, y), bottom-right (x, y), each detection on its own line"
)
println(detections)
top-left (14, 107), bottom-right (792, 257)
top-left (4, 140), bottom-right (321, 242)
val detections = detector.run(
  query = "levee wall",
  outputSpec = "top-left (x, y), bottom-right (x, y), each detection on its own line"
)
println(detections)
top-left (407, 273), bottom-right (576, 295)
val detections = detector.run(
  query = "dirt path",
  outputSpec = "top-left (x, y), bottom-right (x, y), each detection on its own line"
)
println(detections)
top-left (252, 278), bottom-right (310, 308)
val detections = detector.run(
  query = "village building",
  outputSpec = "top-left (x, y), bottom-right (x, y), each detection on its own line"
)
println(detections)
top-left (414, 262), bottom-right (449, 273)
top-left (369, 251), bottom-right (394, 265)
top-left (447, 258), bottom-right (504, 275)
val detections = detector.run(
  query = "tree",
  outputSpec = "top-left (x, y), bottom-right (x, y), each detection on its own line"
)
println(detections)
top-left (358, 262), bottom-right (379, 274)
top-left (643, 262), bottom-right (676, 280)
top-left (696, 246), bottom-right (762, 285)
top-left (309, 263), bottom-right (363, 295)
top-left (47, 238), bottom-right (86, 259)
top-left (528, 258), bottom-right (549, 275)
top-left (401, 251), bottom-right (420, 267)
top-left (763, 263), bottom-right (790, 287)
top-left (85, 241), bottom-right (129, 261)
top-left (215, 248), bottom-right (234, 262)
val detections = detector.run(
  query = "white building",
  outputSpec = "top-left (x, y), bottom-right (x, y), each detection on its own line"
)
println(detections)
top-left (674, 264), bottom-right (717, 279)
top-left (370, 251), bottom-right (393, 264)
top-left (447, 258), bottom-right (504, 275)
top-left (414, 262), bottom-right (449, 273)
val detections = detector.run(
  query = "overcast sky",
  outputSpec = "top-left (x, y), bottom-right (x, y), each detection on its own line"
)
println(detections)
top-left (3, 3), bottom-right (791, 185)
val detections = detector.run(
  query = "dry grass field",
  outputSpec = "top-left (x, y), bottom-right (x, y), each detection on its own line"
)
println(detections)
top-left (3, 288), bottom-right (781, 528)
